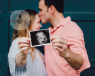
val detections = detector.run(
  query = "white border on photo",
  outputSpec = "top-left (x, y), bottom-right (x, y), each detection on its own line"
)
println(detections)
top-left (29, 29), bottom-right (51, 47)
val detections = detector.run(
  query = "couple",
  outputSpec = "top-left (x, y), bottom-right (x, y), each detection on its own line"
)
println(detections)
top-left (8, 0), bottom-right (90, 76)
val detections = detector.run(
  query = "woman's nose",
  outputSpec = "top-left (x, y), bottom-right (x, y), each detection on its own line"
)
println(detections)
top-left (40, 24), bottom-right (42, 28)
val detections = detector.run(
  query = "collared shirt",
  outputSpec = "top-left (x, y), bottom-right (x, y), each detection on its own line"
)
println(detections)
top-left (44, 16), bottom-right (90, 76)
top-left (8, 38), bottom-right (47, 76)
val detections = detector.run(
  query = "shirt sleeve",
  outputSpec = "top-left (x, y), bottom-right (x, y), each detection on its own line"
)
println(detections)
top-left (67, 22), bottom-right (91, 73)
top-left (8, 39), bottom-right (27, 76)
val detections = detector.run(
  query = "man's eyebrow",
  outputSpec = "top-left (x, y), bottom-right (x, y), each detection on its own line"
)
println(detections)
top-left (39, 8), bottom-right (42, 10)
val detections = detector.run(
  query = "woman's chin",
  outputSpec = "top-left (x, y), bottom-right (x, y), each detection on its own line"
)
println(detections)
top-left (32, 29), bottom-right (40, 31)
top-left (37, 28), bottom-right (41, 30)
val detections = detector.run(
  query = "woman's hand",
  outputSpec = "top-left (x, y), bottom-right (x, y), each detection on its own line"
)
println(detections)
top-left (16, 37), bottom-right (31, 67)
top-left (17, 37), bottom-right (31, 56)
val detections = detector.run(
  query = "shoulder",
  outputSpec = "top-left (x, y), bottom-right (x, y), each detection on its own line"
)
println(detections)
top-left (12, 37), bottom-right (20, 45)
top-left (8, 38), bottom-right (20, 57)
top-left (63, 20), bottom-right (83, 34)
top-left (12, 38), bottom-right (18, 45)
top-left (66, 21), bottom-right (84, 39)
top-left (12, 38), bottom-right (18, 43)
top-left (67, 21), bottom-right (82, 31)
top-left (10, 38), bottom-right (19, 48)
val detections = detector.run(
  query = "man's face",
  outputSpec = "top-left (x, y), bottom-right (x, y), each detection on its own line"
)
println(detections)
top-left (39, 0), bottom-right (50, 24)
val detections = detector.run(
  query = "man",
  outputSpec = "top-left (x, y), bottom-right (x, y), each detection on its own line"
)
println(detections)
top-left (38, 0), bottom-right (90, 76)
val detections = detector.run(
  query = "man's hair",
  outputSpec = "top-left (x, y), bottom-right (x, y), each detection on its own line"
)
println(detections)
top-left (44, 0), bottom-right (64, 13)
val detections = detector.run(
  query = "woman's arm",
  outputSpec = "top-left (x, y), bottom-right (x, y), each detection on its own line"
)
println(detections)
top-left (15, 52), bottom-right (27, 67)
top-left (8, 38), bottom-right (28, 76)
top-left (16, 37), bottom-right (31, 67)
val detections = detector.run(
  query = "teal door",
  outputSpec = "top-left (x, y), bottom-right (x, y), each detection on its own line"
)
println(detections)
top-left (0, 0), bottom-right (95, 76)
top-left (64, 0), bottom-right (95, 75)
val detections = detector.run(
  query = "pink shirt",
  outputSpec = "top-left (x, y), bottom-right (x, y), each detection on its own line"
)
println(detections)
top-left (44, 16), bottom-right (90, 76)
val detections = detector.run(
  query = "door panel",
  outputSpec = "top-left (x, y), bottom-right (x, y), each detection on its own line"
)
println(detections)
top-left (0, 0), bottom-right (1, 12)
top-left (9, 0), bottom-right (39, 12)
top-left (76, 22), bottom-right (95, 60)
top-left (0, 0), bottom-right (95, 76)
top-left (64, 0), bottom-right (95, 12)
top-left (2, 0), bottom-right (8, 12)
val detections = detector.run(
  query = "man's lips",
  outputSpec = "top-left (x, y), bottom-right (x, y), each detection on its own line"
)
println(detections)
top-left (40, 17), bottom-right (42, 21)
top-left (40, 17), bottom-right (41, 20)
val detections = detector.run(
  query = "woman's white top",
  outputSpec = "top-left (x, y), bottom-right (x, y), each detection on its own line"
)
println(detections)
top-left (8, 38), bottom-right (47, 76)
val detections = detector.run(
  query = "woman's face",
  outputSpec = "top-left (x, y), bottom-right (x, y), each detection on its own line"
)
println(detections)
top-left (30, 14), bottom-right (42, 31)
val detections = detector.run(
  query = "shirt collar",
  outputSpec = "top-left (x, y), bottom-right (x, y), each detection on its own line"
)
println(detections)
top-left (49, 16), bottom-right (71, 33)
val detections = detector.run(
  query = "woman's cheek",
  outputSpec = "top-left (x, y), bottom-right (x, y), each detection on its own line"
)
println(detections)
top-left (37, 25), bottom-right (40, 30)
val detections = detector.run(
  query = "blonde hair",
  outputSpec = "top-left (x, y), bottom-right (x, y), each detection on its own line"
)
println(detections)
top-left (12, 9), bottom-right (43, 61)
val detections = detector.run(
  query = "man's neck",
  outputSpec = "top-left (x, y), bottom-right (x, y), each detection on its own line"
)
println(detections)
top-left (50, 13), bottom-right (65, 28)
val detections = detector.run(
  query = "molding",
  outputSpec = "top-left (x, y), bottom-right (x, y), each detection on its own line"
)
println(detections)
top-left (0, 20), bottom-right (2, 60)
top-left (8, 20), bottom-right (10, 52)
top-left (8, 0), bottom-right (10, 12)
top-left (73, 20), bottom-right (95, 22)
top-left (64, 12), bottom-right (95, 14)
top-left (0, 0), bottom-right (1, 12)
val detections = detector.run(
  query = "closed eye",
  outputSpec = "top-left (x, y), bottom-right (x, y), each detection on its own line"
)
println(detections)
top-left (39, 8), bottom-right (42, 12)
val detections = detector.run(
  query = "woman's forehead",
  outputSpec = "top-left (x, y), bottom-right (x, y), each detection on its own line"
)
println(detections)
top-left (35, 14), bottom-right (40, 22)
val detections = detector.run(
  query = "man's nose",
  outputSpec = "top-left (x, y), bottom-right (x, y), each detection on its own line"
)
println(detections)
top-left (39, 14), bottom-right (40, 17)
top-left (39, 12), bottom-right (41, 17)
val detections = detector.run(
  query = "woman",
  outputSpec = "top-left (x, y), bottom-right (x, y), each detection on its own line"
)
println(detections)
top-left (8, 9), bottom-right (47, 76)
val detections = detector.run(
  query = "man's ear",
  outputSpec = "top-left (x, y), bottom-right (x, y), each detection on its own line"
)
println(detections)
top-left (48, 5), bottom-right (55, 14)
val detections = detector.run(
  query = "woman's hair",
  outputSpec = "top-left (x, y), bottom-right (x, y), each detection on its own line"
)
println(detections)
top-left (12, 9), bottom-right (43, 61)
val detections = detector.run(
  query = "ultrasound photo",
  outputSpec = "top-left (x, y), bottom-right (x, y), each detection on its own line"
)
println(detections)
top-left (29, 29), bottom-right (51, 47)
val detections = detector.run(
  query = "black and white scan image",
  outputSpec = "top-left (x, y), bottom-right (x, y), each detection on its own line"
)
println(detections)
top-left (29, 29), bottom-right (51, 47)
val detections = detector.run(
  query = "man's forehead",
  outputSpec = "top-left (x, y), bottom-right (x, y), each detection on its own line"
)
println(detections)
top-left (39, 0), bottom-right (47, 10)
top-left (39, 0), bottom-right (44, 5)
top-left (39, 0), bottom-right (44, 1)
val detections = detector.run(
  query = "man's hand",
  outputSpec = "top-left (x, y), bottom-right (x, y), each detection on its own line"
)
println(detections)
top-left (50, 36), bottom-right (68, 57)
top-left (50, 36), bottom-right (84, 70)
